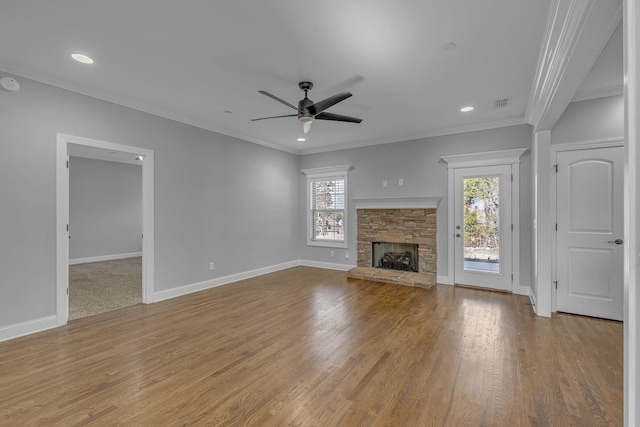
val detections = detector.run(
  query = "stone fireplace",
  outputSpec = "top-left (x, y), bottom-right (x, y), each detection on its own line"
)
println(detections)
top-left (347, 198), bottom-right (439, 288)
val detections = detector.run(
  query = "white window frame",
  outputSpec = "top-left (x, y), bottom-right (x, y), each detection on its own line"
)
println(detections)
top-left (302, 165), bottom-right (351, 248)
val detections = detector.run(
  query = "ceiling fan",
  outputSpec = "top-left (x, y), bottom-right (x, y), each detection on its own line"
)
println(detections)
top-left (251, 81), bottom-right (362, 134)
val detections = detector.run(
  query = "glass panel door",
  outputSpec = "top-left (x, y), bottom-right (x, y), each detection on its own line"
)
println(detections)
top-left (454, 165), bottom-right (512, 291)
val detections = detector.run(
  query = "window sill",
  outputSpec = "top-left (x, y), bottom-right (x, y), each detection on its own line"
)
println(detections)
top-left (307, 240), bottom-right (348, 249)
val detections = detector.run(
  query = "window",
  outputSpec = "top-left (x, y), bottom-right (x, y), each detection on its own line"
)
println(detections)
top-left (302, 166), bottom-right (350, 248)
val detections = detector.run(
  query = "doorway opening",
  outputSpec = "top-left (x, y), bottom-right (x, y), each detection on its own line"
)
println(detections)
top-left (67, 152), bottom-right (142, 319)
top-left (56, 134), bottom-right (155, 326)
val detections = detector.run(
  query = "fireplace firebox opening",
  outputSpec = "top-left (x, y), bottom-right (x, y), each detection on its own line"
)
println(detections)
top-left (372, 242), bottom-right (419, 272)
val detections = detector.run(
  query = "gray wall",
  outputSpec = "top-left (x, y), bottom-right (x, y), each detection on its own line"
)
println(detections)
top-left (299, 124), bottom-right (533, 287)
top-left (0, 76), bottom-right (300, 327)
top-left (552, 95), bottom-right (624, 143)
top-left (69, 157), bottom-right (142, 260)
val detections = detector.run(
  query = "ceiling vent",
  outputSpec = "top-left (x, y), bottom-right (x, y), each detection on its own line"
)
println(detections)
top-left (494, 98), bottom-right (510, 109)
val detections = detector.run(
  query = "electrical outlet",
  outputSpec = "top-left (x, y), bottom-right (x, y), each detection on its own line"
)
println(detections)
top-left (399, 178), bottom-right (404, 186)
top-left (383, 180), bottom-right (388, 188)
top-left (345, 252), bottom-right (350, 259)
top-left (209, 262), bottom-right (215, 271)
top-left (330, 250), bottom-right (334, 257)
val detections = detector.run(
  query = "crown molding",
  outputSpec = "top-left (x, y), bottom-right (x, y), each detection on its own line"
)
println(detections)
top-left (441, 148), bottom-right (529, 169)
top-left (0, 63), bottom-right (301, 155)
top-left (571, 84), bottom-right (623, 102)
top-left (298, 117), bottom-right (526, 155)
top-left (525, 0), bottom-right (622, 131)
top-left (525, 0), bottom-right (595, 129)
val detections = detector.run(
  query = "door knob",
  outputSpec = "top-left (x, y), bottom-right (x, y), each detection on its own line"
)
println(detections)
top-left (607, 239), bottom-right (623, 245)
top-left (456, 234), bottom-right (461, 238)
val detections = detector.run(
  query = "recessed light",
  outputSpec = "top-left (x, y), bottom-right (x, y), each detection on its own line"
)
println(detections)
top-left (297, 138), bottom-right (306, 142)
top-left (443, 42), bottom-right (457, 51)
top-left (460, 106), bottom-right (474, 112)
top-left (71, 53), bottom-right (94, 64)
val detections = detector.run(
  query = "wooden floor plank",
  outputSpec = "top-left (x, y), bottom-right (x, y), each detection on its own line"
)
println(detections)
top-left (0, 267), bottom-right (622, 426)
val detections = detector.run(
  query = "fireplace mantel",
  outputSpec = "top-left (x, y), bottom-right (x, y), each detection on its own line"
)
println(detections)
top-left (352, 196), bottom-right (441, 209)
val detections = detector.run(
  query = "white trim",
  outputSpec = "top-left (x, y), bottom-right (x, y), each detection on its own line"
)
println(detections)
top-left (303, 166), bottom-right (350, 249)
top-left (515, 286), bottom-right (531, 297)
top-left (440, 148), bottom-right (529, 169)
top-left (624, 0), bottom-right (639, 424)
top-left (552, 137), bottom-right (624, 151)
top-left (442, 148), bottom-right (527, 292)
top-left (572, 85), bottom-right (624, 103)
top-left (0, 65), bottom-right (299, 156)
top-left (55, 139), bottom-right (69, 326)
top-left (301, 165), bottom-right (352, 178)
top-left (299, 260), bottom-right (355, 271)
top-left (532, 130), bottom-right (553, 317)
top-left (69, 252), bottom-right (143, 265)
top-left (529, 290), bottom-right (538, 314)
top-left (153, 261), bottom-right (300, 302)
top-left (0, 315), bottom-right (58, 343)
top-left (56, 134), bottom-right (155, 325)
top-left (352, 197), bottom-right (441, 209)
top-left (525, 0), bottom-right (622, 131)
top-left (437, 275), bottom-right (452, 285)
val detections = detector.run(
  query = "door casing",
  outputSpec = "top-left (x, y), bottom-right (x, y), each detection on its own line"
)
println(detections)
top-left (442, 148), bottom-right (528, 294)
top-left (56, 134), bottom-right (155, 326)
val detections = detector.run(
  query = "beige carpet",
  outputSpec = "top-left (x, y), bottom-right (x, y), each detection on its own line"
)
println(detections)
top-left (68, 257), bottom-right (142, 320)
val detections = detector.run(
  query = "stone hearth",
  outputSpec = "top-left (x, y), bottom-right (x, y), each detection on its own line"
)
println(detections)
top-left (347, 207), bottom-right (437, 288)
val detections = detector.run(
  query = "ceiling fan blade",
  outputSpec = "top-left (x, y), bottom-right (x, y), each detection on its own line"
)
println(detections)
top-left (315, 112), bottom-right (362, 123)
top-left (307, 92), bottom-right (352, 115)
top-left (258, 90), bottom-right (302, 112)
top-left (250, 114), bottom-right (297, 122)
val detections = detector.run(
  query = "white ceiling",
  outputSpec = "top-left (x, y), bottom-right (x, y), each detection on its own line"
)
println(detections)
top-left (0, 1), bottom-right (620, 154)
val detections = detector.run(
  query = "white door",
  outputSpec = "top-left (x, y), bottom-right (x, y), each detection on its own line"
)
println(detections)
top-left (454, 165), bottom-right (512, 291)
top-left (556, 146), bottom-right (624, 321)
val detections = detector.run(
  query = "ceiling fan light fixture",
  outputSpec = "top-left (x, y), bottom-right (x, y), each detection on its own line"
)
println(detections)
top-left (299, 115), bottom-right (314, 134)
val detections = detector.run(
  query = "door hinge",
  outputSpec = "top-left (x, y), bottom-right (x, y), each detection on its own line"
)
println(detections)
top-left (553, 281), bottom-right (558, 289)
top-left (555, 223), bottom-right (558, 231)
top-left (66, 160), bottom-right (69, 168)
top-left (67, 288), bottom-right (69, 295)
top-left (511, 273), bottom-right (513, 281)
top-left (66, 224), bottom-right (69, 232)
top-left (511, 224), bottom-right (514, 231)
top-left (511, 174), bottom-right (513, 182)
top-left (553, 164), bottom-right (558, 173)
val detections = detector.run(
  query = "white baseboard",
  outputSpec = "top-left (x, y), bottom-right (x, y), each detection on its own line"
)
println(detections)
top-left (299, 260), bottom-right (355, 271)
top-left (0, 315), bottom-right (58, 343)
top-left (528, 290), bottom-right (538, 314)
top-left (437, 275), bottom-right (451, 285)
top-left (69, 251), bottom-right (142, 265)
top-left (514, 285), bottom-right (531, 296)
top-left (153, 260), bottom-right (300, 302)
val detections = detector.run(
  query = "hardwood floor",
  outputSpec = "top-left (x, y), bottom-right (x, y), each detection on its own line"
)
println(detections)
top-left (0, 267), bottom-right (622, 426)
